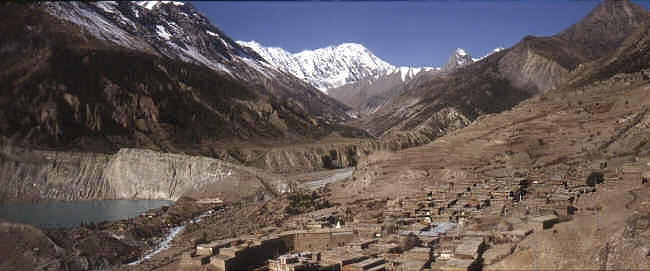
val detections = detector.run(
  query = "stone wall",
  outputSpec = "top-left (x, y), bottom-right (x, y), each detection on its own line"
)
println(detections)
top-left (293, 231), bottom-right (356, 252)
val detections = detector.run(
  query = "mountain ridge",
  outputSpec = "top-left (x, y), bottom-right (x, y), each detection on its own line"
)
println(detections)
top-left (240, 41), bottom-right (504, 117)
top-left (0, 2), bottom-right (371, 155)
top-left (357, 0), bottom-right (648, 146)
top-left (39, 1), bottom-right (353, 124)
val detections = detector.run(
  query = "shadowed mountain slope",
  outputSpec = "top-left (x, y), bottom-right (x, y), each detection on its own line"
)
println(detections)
top-left (0, 3), bottom-right (369, 155)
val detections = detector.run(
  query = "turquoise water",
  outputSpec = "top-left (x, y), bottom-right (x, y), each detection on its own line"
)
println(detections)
top-left (0, 200), bottom-right (173, 229)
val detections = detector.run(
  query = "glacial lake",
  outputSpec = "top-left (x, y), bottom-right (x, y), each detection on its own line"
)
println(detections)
top-left (0, 200), bottom-right (173, 229)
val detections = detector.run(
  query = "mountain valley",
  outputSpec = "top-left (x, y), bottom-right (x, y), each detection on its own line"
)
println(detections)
top-left (0, 1), bottom-right (649, 271)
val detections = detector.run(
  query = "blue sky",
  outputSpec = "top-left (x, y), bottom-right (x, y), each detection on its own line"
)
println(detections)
top-left (192, 0), bottom-right (650, 67)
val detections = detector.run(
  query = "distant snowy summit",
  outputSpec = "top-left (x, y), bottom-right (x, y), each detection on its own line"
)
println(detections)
top-left (444, 48), bottom-right (473, 70)
top-left (238, 41), bottom-right (437, 92)
top-left (443, 47), bottom-right (505, 71)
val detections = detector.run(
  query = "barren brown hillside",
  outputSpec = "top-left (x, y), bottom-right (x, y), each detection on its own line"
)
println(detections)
top-left (358, 0), bottom-right (648, 152)
top-left (335, 10), bottom-right (650, 201)
top-left (329, 15), bottom-right (650, 270)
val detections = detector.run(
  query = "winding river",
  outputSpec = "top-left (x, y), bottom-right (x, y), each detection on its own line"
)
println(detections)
top-left (126, 209), bottom-right (216, 265)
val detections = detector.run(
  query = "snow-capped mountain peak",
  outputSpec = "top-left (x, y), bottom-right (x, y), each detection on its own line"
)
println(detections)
top-left (442, 47), bottom-right (506, 70)
top-left (238, 40), bottom-right (436, 92)
top-left (135, 1), bottom-right (185, 10)
top-left (444, 48), bottom-right (473, 70)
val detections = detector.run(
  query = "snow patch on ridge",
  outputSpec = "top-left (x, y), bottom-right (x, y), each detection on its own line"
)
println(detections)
top-left (205, 30), bottom-right (220, 37)
top-left (43, 1), bottom-right (296, 85)
top-left (155, 25), bottom-right (172, 40)
top-left (94, 1), bottom-right (118, 14)
top-left (472, 47), bottom-right (505, 62)
top-left (44, 2), bottom-right (152, 52)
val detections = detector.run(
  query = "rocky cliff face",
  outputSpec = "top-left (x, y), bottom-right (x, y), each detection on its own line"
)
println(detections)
top-left (236, 141), bottom-right (385, 174)
top-left (497, 0), bottom-right (648, 93)
top-left (104, 149), bottom-right (240, 200)
top-left (0, 147), bottom-right (285, 203)
top-left (498, 40), bottom-right (571, 92)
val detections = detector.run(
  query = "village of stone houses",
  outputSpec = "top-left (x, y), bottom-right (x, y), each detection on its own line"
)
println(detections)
top-left (175, 159), bottom-right (650, 271)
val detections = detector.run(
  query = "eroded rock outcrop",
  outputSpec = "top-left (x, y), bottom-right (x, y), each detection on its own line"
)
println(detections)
top-left (499, 45), bottom-right (570, 92)
top-left (104, 149), bottom-right (237, 200)
top-left (0, 148), bottom-right (285, 203)
top-left (211, 138), bottom-right (432, 174)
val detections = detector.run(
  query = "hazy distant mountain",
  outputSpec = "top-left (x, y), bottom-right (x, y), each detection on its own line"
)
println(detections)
top-left (328, 47), bottom-right (513, 117)
top-left (327, 67), bottom-right (441, 117)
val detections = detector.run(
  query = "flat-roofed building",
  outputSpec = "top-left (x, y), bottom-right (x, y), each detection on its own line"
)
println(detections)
top-left (343, 257), bottom-right (385, 271)
top-left (402, 247), bottom-right (430, 262)
top-left (441, 257), bottom-right (476, 271)
top-left (320, 248), bottom-right (369, 270)
top-left (293, 229), bottom-right (356, 251)
top-left (347, 239), bottom-right (377, 250)
top-left (210, 236), bottom-right (292, 271)
top-left (268, 252), bottom-right (318, 271)
top-left (196, 238), bottom-right (241, 256)
top-left (454, 237), bottom-right (485, 260)
top-left (530, 214), bottom-right (560, 231)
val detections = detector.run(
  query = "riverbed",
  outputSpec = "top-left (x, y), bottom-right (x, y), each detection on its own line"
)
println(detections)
top-left (301, 167), bottom-right (355, 190)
